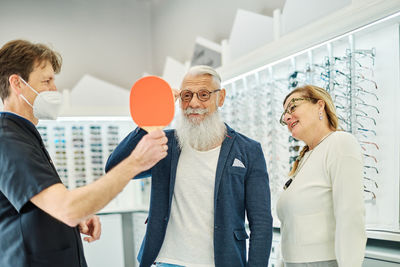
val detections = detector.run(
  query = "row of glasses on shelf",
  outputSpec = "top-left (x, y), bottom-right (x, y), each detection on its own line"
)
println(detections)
top-left (53, 126), bottom-right (69, 188)
top-left (306, 48), bottom-right (380, 202)
top-left (222, 46), bottom-right (380, 204)
top-left (107, 125), bottom-right (119, 154)
top-left (222, 70), bottom-right (291, 203)
top-left (89, 125), bottom-right (103, 181)
top-left (35, 124), bottom-right (124, 189)
top-left (38, 125), bottom-right (68, 188)
top-left (72, 126), bottom-right (86, 187)
top-left (350, 49), bottom-right (380, 203)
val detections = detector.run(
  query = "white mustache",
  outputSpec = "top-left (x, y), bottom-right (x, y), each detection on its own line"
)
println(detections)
top-left (184, 107), bottom-right (208, 115)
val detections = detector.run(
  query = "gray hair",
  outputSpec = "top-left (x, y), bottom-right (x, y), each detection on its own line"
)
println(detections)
top-left (184, 65), bottom-right (221, 89)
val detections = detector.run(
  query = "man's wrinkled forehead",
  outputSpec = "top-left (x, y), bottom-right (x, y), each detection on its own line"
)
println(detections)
top-left (181, 74), bottom-right (217, 90)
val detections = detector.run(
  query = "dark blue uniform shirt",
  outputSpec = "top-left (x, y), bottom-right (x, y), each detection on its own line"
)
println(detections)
top-left (0, 112), bottom-right (87, 267)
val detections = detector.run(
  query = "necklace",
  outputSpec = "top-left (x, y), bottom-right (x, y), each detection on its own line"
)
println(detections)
top-left (283, 131), bottom-right (335, 190)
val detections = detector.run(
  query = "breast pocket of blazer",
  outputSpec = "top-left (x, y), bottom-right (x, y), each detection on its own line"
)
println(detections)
top-left (227, 166), bottom-right (247, 185)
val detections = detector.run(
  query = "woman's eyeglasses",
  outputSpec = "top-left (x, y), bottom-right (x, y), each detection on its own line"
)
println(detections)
top-left (279, 97), bottom-right (316, 126)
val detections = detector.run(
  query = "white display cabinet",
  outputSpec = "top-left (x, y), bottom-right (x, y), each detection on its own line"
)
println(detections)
top-left (37, 117), bottom-right (151, 213)
top-left (218, 0), bottom-right (400, 241)
top-left (83, 214), bottom-right (125, 267)
top-left (82, 212), bottom-right (149, 267)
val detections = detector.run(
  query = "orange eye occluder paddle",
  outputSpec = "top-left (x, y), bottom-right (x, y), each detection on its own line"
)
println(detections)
top-left (130, 76), bottom-right (175, 133)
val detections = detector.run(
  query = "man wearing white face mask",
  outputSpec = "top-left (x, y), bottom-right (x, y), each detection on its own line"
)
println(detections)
top-left (18, 76), bottom-right (63, 120)
top-left (0, 39), bottom-right (169, 267)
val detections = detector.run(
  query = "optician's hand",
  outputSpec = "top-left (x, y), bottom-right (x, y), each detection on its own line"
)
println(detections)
top-left (79, 215), bottom-right (102, 243)
top-left (129, 129), bottom-right (168, 171)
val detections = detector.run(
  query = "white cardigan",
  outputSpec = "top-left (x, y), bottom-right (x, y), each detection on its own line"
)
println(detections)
top-left (276, 131), bottom-right (367, 267)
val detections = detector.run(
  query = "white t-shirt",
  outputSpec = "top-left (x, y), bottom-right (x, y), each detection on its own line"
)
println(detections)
top-left (155, 143), bottom-right (221, 267)
top-left (276, 131), bottom-right (366, 267)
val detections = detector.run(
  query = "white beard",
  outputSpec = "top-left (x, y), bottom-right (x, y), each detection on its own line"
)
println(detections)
top-left (175, 108), bottom-right (227, 151)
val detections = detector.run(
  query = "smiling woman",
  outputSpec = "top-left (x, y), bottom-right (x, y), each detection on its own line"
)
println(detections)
top-left (281, 85), bottom-right (338, 168)
top-left (276, 85), bottom-right (367, 267)
top-left (279, 97), bottom-right (317, 126)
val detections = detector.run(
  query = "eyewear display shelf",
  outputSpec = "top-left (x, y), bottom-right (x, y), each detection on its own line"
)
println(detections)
top-left (219, 9), bottom-right (400, 244)
top-left (37, 117), bottom-right (151, 214)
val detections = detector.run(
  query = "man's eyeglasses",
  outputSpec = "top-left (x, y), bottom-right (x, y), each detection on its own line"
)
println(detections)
top-left (180, 89), bottom-right (221, 102)
top-left (279, 97), bottom-right (316, 126)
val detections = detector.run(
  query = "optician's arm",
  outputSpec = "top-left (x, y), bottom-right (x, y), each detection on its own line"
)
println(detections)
top-left (329, 134), bottom-right (366, 267)
top-left (246, 142), bottom-right (273, 266)
top-left (105, 127), bottom-right (151, 178)
top-left (31, 130), bottom-right (168, 227)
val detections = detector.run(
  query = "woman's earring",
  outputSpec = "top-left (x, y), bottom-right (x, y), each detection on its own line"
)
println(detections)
top-left (319, 111), bottom-right (323, 120)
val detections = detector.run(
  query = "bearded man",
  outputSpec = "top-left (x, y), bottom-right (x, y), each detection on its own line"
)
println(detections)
top-left (105, 65), bottom-right (273, 267)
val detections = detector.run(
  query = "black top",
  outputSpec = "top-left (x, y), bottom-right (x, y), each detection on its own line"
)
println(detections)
top-left (0, 112), bottom-right (87, 267)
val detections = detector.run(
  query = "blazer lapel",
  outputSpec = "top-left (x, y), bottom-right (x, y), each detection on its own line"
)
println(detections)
top-left (214, 125), bottom-right (236, 209)
top-left (169, 132), bottom-right (181, 209)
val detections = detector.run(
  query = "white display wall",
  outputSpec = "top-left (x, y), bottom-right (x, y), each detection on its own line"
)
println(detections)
top-left (37, 118), bottom-right (151, 213)
top-left (220, 16), bottom-right (400, 239)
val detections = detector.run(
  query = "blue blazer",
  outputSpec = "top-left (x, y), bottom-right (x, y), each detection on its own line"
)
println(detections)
top-left (105, 125), bottom-right (273, 267)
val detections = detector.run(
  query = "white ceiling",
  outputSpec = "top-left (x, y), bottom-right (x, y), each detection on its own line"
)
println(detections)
top-left (0, 0), bottom-right (285, 91)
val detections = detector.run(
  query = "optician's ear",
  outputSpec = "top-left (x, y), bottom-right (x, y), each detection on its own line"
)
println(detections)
top-left (218, 88), bottom-right (226, 107)
top-left (8, 74), bottom-right (22, 94)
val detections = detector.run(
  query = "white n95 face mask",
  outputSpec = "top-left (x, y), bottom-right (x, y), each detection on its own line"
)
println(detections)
top-left (19, 77), bottom-right (63, 120)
